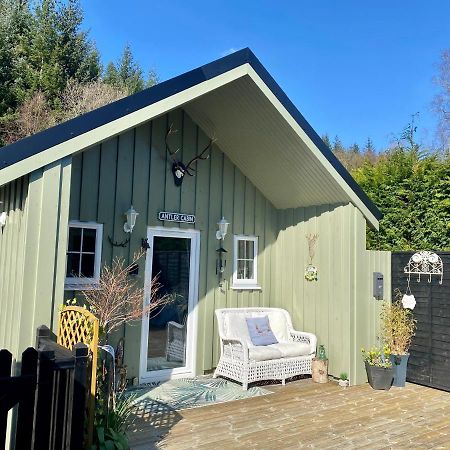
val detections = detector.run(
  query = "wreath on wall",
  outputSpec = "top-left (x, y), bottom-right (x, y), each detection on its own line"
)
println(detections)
top-left (305, 233), bottom-right (319, 282)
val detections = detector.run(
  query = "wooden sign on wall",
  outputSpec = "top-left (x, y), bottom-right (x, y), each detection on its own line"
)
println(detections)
top-left (158, 211), bottom-right (196, 224)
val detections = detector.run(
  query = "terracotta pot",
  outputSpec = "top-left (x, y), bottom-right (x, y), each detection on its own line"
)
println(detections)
top-left (365, 362), bottom-right (394, 390)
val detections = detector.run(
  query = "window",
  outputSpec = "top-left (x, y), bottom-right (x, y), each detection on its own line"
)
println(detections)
top-left (65, 222), bottom-right (103, 289)
top-left (232, 235), bottom-right (259, 289)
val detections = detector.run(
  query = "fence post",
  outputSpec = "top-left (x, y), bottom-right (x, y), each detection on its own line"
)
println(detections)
top-left (35, 324), bottom-right (51, 348)
top-left (33, 348), bottom-right (55, 449)
top-left (15, 347), bottom-right (38, 450)
top-left (0, 349), bottom-right (12, 450)
top-left (70, 343), bottom-right (89, 450)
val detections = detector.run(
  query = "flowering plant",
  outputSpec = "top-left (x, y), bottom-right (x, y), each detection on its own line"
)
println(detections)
top-left (304, 264), bottom-right (318, 282)
top-left (361, 346), bottom-right (392, 368)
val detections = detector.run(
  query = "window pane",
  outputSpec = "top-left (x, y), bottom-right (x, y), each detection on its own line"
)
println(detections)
top-left (246, 240), bottom-right (254, 259)
top-left (237, 260), bottom-right (246, 279)
top-left (66, 253), bottom-right (80, 277)
top-left (83, 228), bottom-right (97, 253)
top-left (80, 253), bottom-right (95, 278)
top-left (238, 240), bottom-right (245, 258)
top-left (68, 228), bottom-right (82, 252)
top-left (247, 260), bottom-right (254, 279)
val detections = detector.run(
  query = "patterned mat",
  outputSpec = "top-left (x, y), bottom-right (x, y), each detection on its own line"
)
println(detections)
top-left (127, 377), bottom-right (272, 412)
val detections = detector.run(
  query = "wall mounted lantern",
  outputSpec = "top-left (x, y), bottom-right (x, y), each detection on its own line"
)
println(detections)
top-left (0, 211), bottom-right (6, 228)
top-left (124, 206), bottom-right (138, 233)
top-left (216, 217), bottom-right (229, 241)
top-left (216, 246), bottom-right (227, 275)
top-left (108, 205), bottom-right (139, 248)
top-left (216, 217), bottom-right (230, 285)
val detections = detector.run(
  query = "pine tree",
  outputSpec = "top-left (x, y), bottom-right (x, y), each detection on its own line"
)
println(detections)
top-left (322, 133), bottom-right (332, 150)
top-left (104, 44), bottom-right (146, 94)
top-left (2, 0), bottom-right (100, 109)
top-left (365, 137), bottom-right (375, 154)
top-left (333, 135), bottom-right (344, 153)
top-left (0, 0), bottom-right (32, 116)
top-left (349, 143), bottom-right (360, 153)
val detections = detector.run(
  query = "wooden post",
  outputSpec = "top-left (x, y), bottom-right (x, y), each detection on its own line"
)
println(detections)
top-left (0, 349), bottom-right (12, 449)
top-left (15, 347), bottom-right (38, 450)
top-left (70, 343), bottom-right (88, 450)
top-left (312, 358), bottom-right (328, 383)
top-left (35, 324), bottom-right (51, 349)
top-left (33, 348), bottom-right (55, 449)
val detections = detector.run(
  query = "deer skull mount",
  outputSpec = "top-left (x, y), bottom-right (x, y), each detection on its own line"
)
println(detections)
top-left (165, 124), bottom-right (216, 186)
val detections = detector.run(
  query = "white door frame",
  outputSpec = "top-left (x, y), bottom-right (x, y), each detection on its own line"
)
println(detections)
top-left (139, 226), bottom-right (200, 384)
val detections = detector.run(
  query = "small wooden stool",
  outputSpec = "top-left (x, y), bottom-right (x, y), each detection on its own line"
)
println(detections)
top-left (312, 358), bottom-right (328, 383)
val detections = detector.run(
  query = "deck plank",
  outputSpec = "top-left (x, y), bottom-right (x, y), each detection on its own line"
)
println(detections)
top-left (128, 380), bottom-right (450, 449)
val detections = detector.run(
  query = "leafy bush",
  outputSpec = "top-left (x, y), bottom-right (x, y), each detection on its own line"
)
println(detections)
top-left (380, 299), bottom-right (417, 355)
top-left (353, 147), bottom-right (450, 251)
top-left (92, 392), bottom-right (136, 450)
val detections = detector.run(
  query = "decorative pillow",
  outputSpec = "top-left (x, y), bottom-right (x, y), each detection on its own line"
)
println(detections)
top-left (246, 316), bottom-right (278, 346)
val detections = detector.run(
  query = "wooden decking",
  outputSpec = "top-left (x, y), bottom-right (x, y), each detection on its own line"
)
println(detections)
top-left (128, 379), bottom-right (450, 449)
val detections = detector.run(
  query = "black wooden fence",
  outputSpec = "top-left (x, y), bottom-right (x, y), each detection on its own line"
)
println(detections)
top-left (392, 252), bottom-right (450, 391)
top-left (0, 326), bottom-right (89, 450)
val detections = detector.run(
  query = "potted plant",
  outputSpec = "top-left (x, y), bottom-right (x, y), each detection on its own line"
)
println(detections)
top-left (361, 346), bottom-right (394, 390)
top-left (380, 299), bottom-right (417, 387)
top-left (338, 372), bottom-right (349, 387)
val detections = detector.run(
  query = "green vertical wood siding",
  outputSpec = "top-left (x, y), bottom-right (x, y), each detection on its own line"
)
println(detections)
top-left (68, 110), bottom-right (278, 377)
top-left (0, 176), bottom-right (28, 356)
top-left (273, 203), bottom-right (391, 384)
top-left (19, 158), bottom-right (72, 353)
top-left (65, 108), bottom-right (390, 382)
top-left (0, 158), bottom-right (71, 358)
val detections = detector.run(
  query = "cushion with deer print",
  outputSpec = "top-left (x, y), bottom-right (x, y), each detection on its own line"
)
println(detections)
top-left (246, 316), bottom-right (279, 346)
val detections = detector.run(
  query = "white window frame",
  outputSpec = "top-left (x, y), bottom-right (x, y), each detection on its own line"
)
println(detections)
top-left (232, 235), bottom-right (260, 290)
top-left (64, 221), bottom-right (103, 290)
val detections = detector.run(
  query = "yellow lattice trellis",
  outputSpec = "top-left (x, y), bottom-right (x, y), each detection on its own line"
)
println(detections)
top-left (58, 306), bottom-right (99, 447)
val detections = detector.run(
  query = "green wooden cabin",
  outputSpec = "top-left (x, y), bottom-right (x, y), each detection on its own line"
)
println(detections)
top-left (0, 49), bottom-right (390, 385)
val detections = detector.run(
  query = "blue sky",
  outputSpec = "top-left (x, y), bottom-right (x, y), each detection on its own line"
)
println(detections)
top-left (82, 1), bottom-right (449, 151)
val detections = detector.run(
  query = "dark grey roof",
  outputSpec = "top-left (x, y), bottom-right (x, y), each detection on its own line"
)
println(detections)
top-left (0, 48), bottom-right (382, 220)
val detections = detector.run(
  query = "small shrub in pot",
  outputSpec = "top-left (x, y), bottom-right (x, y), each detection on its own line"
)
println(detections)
top-left (338, 372), bottom-right (349, 387)
top-left (361, 346), bottom-right (394, 390)
top-left (380, 297), bottom-right (417, 387)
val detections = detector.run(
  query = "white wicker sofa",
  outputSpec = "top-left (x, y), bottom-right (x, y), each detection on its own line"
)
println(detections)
top-left (214, 308), bottom-right (317, 390)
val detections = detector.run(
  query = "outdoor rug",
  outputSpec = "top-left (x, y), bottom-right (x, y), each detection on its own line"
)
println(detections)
top-left (127, 376), bottom-right (273, 412)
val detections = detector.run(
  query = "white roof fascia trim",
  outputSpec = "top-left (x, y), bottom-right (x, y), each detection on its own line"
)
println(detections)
top-left (246, 66), bottom-right (379, 230)
top-left (0, 65), bottom-right (250, 187)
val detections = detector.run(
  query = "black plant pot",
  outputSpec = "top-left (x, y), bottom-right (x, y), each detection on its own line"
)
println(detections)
top-left (389, 354), bottom-right (409, 387)
top-left (365, 362), bottom-right (394, 390)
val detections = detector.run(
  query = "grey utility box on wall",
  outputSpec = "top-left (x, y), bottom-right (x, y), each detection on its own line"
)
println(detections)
top-left (373, 272), bottom-right (384, 299)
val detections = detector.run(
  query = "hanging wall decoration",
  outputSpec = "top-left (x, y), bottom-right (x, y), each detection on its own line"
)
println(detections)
top-left (165, 124), bottom-right (216, 186)
top-left (305, 233), bottom-right (319, 282)
top-left (404, 251), bottom-right (443, 284)
top-left (402, 251), bottom-right (443, 310)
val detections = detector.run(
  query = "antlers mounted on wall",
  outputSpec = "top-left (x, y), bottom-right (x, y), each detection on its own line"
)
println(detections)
top-left (165, 123), bottom-right (216, 186)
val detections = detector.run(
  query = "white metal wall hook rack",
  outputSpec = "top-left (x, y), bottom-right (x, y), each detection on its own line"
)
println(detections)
top-left (404, 251), bottom-right (443, 285)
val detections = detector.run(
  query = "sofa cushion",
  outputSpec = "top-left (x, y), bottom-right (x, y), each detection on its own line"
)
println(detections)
top-left (248, 345), bottom-right (283, 362)
top-left (248, 342), bottom-right (312, 362)
top-left (222, 310), bottom-right (289, 344)
top-left (265, 311), bottom-right (289, 342)
top-left (224, 314), bottom-right (253, 345)
top-left (246, 316), bottom-right (278, 346)
top-left (271, 342), bottom-right (312, 358)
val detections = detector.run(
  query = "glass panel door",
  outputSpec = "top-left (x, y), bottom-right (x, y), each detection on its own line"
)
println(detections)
top-left (147, 236), bottom-right (191, 372)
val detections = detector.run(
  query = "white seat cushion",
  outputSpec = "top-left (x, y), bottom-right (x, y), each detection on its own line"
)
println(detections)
top-left (248, 342), bottom-right (311, 362)
top-left (270, 342), bottom-right (312, 358)
top-left (248, 345), bottom-right (283, 362)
